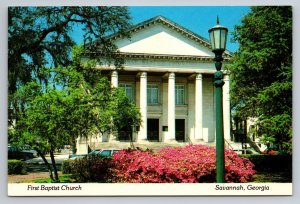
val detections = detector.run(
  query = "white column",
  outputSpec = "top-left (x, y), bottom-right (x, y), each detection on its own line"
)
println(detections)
top-left (162, 81), bottom-right (168, 142)
top-left (111, 71), bottom-right (118, 87)
top-left (167, 72), bottom-right (176, 141)
top-left (195, 73), bottom-right (203, 140)
top-left (187, 82), bottom-right (195, 142)
top-left (138, 72), bottom-right (147, 141)
top-left (223, 73), bottom-right (231, 141)
top-left (109, 71), bottom-right (118, 142)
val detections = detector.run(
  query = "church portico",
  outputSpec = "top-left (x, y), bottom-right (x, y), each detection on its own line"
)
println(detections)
top-left (105, 69), bottom-right (227, 144)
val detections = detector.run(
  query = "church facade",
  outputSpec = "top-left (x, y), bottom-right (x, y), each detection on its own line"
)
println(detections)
top-left (77, 16), bottom-right (232, 152)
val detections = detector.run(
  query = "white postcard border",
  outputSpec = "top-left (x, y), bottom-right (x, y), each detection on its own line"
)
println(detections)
top-left (8, 183), bottom-right (292, 196)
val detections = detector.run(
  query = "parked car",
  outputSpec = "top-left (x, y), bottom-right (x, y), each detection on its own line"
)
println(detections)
top-left (89, 149), bottom-right (120, 157)
top-left (8, 145), bottom-right (38, 160)
top-left (68, 149), bottom-right (120, 160)
top-left (88, 149), bottom-right (102, 155)
top-left (68, 154), bottom-right (87, 160)
top-left (233, 149), bottom-right (259, 155)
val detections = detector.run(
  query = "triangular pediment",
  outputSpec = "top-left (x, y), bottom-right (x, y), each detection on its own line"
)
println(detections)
top-left (113, 16), bottom-right (231, 58)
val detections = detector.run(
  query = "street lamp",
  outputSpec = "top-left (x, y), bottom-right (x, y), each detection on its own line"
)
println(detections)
top-left (208, 17), bottom-right (228, 183)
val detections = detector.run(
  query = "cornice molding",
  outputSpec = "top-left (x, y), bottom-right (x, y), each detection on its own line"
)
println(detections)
top-left (119, 52), bottom-right (231, 62)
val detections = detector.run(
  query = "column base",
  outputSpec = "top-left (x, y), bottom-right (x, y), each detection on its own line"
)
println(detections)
top-left (136, 139), bottom-right (150, 144)
top-left (164, 139), bottom-right (179, 144)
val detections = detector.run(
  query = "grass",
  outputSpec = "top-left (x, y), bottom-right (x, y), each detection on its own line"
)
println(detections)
top-left (33, 174), bottom-right (76, 183)
top-left (252, 170), bottom-right (292, 183)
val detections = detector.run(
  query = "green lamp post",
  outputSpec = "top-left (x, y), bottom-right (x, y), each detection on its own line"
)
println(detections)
top-left (208, 17), bottom-right (228, 183)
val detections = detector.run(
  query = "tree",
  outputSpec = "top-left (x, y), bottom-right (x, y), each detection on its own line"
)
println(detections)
top-left (8, 7), bottom-right (142, 181)
top-left (9, 50), bottom-right (141, 182)
top-left (8, 6), bottom-right (131, 123)
top-left (10, 87), bottom-right (78, 182)
top-left (230, 6), bottom-right (292, 153)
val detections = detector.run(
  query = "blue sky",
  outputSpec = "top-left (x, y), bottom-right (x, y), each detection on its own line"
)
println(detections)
top-left (72, 6), bottom-right (251, 52)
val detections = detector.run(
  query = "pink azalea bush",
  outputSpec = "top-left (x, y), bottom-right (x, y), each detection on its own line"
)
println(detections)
top-left (110, 145), bottom-right (255, 183)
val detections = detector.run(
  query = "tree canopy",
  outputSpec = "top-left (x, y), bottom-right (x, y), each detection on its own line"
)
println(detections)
top-left (230, 6), bottom-right (292, 153)
top-left (8, 6), bottom-right (131, 94)
top-left (8, 6), bottom-right (132, 124)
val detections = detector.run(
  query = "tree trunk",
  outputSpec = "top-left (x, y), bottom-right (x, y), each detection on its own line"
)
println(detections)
top-left (71, 137), bottom-right (77, 154)
top-left (33, 147), bottom-right (54, 181)
top-left (49, 149), bottom-right (60, 182)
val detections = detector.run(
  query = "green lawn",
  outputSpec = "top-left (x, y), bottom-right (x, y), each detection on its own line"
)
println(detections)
top-left (252, 171), bottom-right (292, 183)
top-left (33, 174), bottom-right (75, 183)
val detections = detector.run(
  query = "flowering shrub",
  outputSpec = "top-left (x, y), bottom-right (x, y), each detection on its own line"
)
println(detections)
top-left (110, 145), bottom-right (255, 183)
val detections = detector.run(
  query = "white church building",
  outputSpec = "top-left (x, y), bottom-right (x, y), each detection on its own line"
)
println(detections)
top-left (77, 16), bottom-right (232, 152)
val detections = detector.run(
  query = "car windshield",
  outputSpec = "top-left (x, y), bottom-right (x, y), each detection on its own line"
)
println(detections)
top-left (89, 150), bottom-right (101, 155)
top-left (100, 150), bottom-right (111, 156)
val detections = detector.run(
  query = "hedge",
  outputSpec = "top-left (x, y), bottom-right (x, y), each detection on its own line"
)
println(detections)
top-left (65, 156), bottom-right (114, 182)
top-left (62, 159), bottom-right (73, 174)
top-left (8, 160), bottom-right (25, 175)
top-left (240, 154), bottom-right (292, 172)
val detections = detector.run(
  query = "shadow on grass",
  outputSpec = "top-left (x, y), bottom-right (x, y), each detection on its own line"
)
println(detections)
top-left (27, 164), bottom-right (62, 172)
top-left (252, 170), bottom-right (292, 183)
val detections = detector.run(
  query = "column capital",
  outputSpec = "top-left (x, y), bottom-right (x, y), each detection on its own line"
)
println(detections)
top-left (222, 69), bottom-right (231, 75)
top-left (111, 70), bottom-right (118, 77)
top-left (223, 74), bottom-right (230, 81)
top-left (140, 72), bottom-right (147, 78)
top-left (195, 73), bottom-right (203, 80)
top-left (168, 72), bottom-right (175, 79)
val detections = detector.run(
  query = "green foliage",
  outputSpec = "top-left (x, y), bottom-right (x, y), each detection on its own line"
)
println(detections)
top-left (10, 88), bottom-right (73, 154)
top-left (33, 175), bottom-right (74, 183)
top-left (69, 156), bottom-right (114, 183)
top-left (10, 66), bottom-right (141, 151)
top-left (230, 6), bottom-right (292, 153)
top-left (257, 114), bottom-right (292, 154)
top-left (8, 160), bottom-right (25, 175)
top-left (62, 160), bottom-right (74, 174)
top-left (240, 154), bottom-right (292, 172)
top-left (8, 7), bottom-right (132, 130)
top-left (9, 47), bottom-right (141, 182)
top-left (8, 6), bottom-right (131, 94)
top-left (8, 6), bottom-right (139, 182)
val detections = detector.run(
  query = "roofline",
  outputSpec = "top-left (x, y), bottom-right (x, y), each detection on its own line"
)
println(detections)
top-left (109, 15), bottom-right (232, 58)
